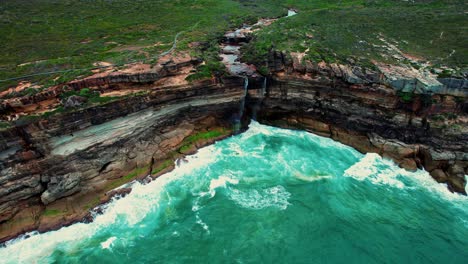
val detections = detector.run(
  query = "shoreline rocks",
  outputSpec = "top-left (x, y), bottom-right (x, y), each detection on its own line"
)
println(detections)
top-left (0, 76), bottom-right (246, 243)
top-left (0, 29), bottom-right (466, 245)
top-left (247, 74), bottom-right (466, 194)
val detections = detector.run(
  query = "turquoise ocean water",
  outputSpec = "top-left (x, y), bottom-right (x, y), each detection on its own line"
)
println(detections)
top-left (1, 121), bottom-right (467, 263)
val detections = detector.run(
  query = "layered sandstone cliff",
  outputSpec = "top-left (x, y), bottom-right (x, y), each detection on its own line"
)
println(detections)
top-left (0, 40), bottom-right (467, 245)
top-left (0, 75), bottom-right (245, 242)
top-left (244, 51), bottom-right (467, 194)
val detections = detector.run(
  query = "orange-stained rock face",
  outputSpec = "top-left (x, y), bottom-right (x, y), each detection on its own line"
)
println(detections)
top-left (0, 52), bottom-right (200, 122)
top-left (0, 81), bottom-right (34, 98)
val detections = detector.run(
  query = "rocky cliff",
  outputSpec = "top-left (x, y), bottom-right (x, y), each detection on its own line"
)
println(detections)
top-left (0, 49), bottom-right (467, 244)
top-left (245, 51), bottom-right (467, 194)
top-left (0, 75), bottom-right (245, 242)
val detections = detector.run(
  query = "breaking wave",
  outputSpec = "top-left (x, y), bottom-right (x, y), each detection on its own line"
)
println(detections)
top-left (1, 121), bottom-right (466, 263)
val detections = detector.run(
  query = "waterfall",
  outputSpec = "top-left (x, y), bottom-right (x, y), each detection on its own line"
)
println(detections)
top-left (235, 76), bottom-right (249, 131)
top-left (261, 77), bottom-right (267, 97)
top-left (239, 76), bottom-right (248, 117)
top-left (252, 77), bottom-right (267, 121)
top-left (287, 10), bottom-right (297, 17)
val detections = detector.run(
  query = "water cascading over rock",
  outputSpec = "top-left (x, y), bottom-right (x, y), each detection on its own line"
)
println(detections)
top-left (235, 76), bottom-right (249, 132)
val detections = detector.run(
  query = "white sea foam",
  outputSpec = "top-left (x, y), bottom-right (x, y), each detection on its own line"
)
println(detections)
top-left (228, 185), bottom-right (291, 210)
top-left (244, 121), bottom-right (275, 137)
top-left (466, 175), bottom-right (468, 195)
top-left (344, 153), bottom-right (406, 189)
top-left (287, 10), bottom-right (297, 17)
top-left (247, 121), bottom-right (361, 156)
top-left (345, 153), bottom-right (468, 203)
top-left (2, 121), bottom-right (466, 263)
top-left (100, 236), bottom-right (117, 249)
top-left (0, 144), bottom-right (220, 264)
top-left (208, 176), bottom-right (239, 197)
top-left (195, 213), bottom-right (210, 234)
top-left (293, 171), bottom-right (333, 182)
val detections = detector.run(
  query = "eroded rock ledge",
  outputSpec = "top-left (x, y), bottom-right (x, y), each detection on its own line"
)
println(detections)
top-left (0, 53), bottom-right (466, 244)
top-left (245, 55), bottom-right (467, 195)
top-left (0, 76), bottom-right (245, 242)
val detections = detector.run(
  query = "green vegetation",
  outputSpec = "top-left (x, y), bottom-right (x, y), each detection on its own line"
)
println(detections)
top-left (436, 69), bottom-right (456, 78)
top-left (151, 160), bottom-right (173, 175)
top-left (179, 128), bottom-right (228, 151)
top-left (2, 86), bottom-right (45, 99)
top-left (42, 209), bottom-right (63, 217)
top-left (61, 87), bottom-right (99, 100)
top-left (242, 0), bottom-right (467, 73)
top-left (14, 115), bottom-right (42, 126)
top-left (148, 129), bottom-right (232, 174)
top-left (12, 87), bottom-right (120, 126)
top-left (186, 129), bottom-right (227, 143)
top-left (88, 96), bottom-right (118, 104)
top-left (430, 112), bottom-right (458, 121)
top-left (186, 62), bottom-right (225, 82)
top-left (1, 1), bottom-right (465, 91)
top-left (41, 106), bottom-right (66, 119)
top-left (61, 87), bottom-right (119, 105)
top-left (123, 166), bottom-right (150, 181)
top-left (397, 91), bottom-right (413, 103)
top-left (431, 114), bottom-right (445, 121)
top-left (0, 121), bottom-right (11, 130)
top-left (106, 165), bottom-right (150, 190)
top-left (0, 0), bottom-right (287, 91)
top-left (179, 144), bottom-right (194, 153)
top-left (82, 197), bottom-right (101, 211)
top-left (14, 105), bottom-right (67, 126)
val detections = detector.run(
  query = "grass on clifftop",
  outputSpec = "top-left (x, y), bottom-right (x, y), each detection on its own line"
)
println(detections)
top-left (0, 0), bottom-right (286, 91)
top-left (1, 0), bottom-right (466, 91)
top-left (241, 0), bottom-right (467, 73)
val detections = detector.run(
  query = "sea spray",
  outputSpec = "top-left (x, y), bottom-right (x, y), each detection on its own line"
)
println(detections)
top-left (0, 145), bottom-right (220, 263)
top-left (1, 122), bottom-right (467, 263)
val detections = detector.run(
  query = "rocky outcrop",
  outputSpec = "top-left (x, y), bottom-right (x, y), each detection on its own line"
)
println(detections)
top-left (0, 72), bottom-right (466, 244)
top-left (68, 56), bottom-right (200, 90)
top-left (1, 44), bottom-right (467, 245)
top-left (245, 68), bottom-right (467, 194)
top-left (0, 54), bottom-right (201, 119)
top-left (1, 13), bottom-right (466, 245)
top-left (243, 51), bottom-right (466, 194)
top-left (63, 95), bottom-right (87, 109)
top-left (263, 50), bottom-right (468, 97)
top-left (0, 76), bottom-right (245, 242)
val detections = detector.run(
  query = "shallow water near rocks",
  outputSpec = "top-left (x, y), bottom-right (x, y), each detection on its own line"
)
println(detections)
top-left (1, 122), bottom-right (467, 263)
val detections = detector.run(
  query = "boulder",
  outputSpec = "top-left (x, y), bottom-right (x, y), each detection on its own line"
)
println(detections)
top-left (337, 65), bottom-right (362, 84)
top-left (63, 95), bottom-right (87, 109)
top-left (41, 173), bottom-right (81, 204)
top-left (430, 169), bottom-right (448, 183)
top-left (447, 175), bottom-right (467, 194)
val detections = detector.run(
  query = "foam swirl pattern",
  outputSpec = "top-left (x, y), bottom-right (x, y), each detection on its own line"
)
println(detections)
top-left (1, 122), bottom-right (467, 263)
